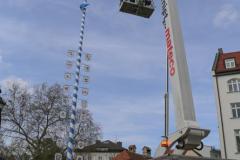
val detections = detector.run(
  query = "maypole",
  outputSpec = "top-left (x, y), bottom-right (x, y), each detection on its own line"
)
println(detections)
top-left (67, 1), bottom-right (89, 160)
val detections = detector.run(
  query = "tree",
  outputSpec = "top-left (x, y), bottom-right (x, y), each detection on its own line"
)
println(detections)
top-left (0, 81), bottom-right (101, 159)
top-left (7, 140), bottom-right (30, 160)
top-left (0, 135), bottom-right (15, 160)
top-left (31, 138), bottom-right (65, 160)
top-left (75, 108), bottom-right (102, 148)
top-left (0, 134), bottom-right (4, 149)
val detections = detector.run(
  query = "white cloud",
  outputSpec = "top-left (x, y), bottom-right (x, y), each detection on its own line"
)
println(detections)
top-left (92, 96), bottom-right (163, 130)
top-left (214, 4), bottom-right (240, 28)
top-left (0, 55), bottom-right (2, 64)
top-left (120, 135), bottom-right (152, 146)
top-left (4, 0), bottom-right (34, 10)
top-left (0, 76), bottom-right (31, 92)
top-left (0, 15), bottom-right (76, 56)
top-left (0, 49), bottom-right (11, 71)
top-left (0, 49), bottom-right (4, 61)
top-left (90, 95), bottom-right (164, 149)
top-left (87, 32), bottom-right (164, 80)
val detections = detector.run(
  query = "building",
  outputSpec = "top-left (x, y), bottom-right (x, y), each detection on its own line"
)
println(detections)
top-left (212, 48), bottom-right (240, 160)
top-left (75, 140), bottom-right (126, 160)
top-left (113, 145), bottom-right (152, 160)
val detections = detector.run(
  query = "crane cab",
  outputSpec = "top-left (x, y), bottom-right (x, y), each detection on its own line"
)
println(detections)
top-left (119, 0), bottom-right (155, 18)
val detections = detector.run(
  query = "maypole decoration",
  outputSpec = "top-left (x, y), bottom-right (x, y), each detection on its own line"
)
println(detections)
top-left (67, 1), bottom-right (89, 160)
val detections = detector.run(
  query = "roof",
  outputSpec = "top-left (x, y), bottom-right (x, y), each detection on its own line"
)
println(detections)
top-left (113, 150), bottom-right (151, 160)
top-left (212, 49), bottom-right (240, 76)
top-left (75, 140), bottom-right (126, 153)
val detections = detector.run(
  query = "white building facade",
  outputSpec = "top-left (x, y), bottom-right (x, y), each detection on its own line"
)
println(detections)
top-left (212, 48), bottom-right (240, 160)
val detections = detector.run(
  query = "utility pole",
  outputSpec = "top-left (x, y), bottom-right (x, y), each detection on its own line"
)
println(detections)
top-left (66, 1), bottom-right (89, 160)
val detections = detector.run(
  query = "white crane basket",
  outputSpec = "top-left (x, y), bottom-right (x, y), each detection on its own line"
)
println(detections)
top-left (120, 0), bottom-right (155, 18)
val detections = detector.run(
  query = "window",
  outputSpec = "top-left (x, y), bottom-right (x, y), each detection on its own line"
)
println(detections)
top-left (225, 58), bottom-right (236, 69)
top-left (228, 79), bottom-right (240, 92)
top-left (231, 103), bottom-right (240, 118)
top-left (98, 156), bottom-right (102, 160)
top-left (235, 130), bottom-right (240, 152)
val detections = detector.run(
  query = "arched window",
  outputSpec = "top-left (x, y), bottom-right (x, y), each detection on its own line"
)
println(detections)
top-left (228, 79), bottom-right (240, 92)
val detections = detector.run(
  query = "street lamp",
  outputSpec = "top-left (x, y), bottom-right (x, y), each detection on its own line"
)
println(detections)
top-left (0, 89), bottom-right (6, 128)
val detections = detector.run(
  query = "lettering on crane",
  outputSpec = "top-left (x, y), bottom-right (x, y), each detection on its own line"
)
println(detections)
top-left (161, 0), bottom-right (176, 76)
top-left (161, 0), bottom-right (168, 29)
top-left (165, 28), bottom-right (175, 76)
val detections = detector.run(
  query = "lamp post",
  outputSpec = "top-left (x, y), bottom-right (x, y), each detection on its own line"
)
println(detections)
top-left (0, 89), bottom-right (6, 129)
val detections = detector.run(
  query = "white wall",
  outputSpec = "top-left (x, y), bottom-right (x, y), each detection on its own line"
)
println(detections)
top-left (213, 73), bottom-right (240, 160)
top-left (76, 152), bottom-right (120, 160)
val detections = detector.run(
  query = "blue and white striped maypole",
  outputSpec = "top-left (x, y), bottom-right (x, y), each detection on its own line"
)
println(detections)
top-left (67, 1), bottom-right (89, 160)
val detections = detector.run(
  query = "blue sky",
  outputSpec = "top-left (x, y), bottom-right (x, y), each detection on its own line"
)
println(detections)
top-left (1, 0), bottom-right (240, 154)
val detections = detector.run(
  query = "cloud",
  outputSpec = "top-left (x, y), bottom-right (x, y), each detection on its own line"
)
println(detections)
top-left (91, 95), bottom-right (163, 129)
top-left (0, 1), bottom-right (165, 82)
top-left (0, 76), bottom-right (30, 92)
top-left (0, 49), bottom-right (11, 70)
top-left (213, 4), bottom-right (240, 28)
top-left (0, 16), bottom-right (74, 52)
top-left (4, 0), bottom-right (32, 8)
top-left (0, 55), bottom-right (3, 64)
top-left (90, 95), bottom-right (164, 150)
top-left (85, 30), bottom-right (164, 80)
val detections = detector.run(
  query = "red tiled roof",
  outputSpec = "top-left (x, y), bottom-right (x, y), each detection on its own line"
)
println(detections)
top-left (212, 50), bottom-right (240, 75)
top-left (113, 150), bottom-right (151, 160)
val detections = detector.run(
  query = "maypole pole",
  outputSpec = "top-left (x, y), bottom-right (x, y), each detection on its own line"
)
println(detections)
top-left (67, 1), bottom-right (89, 160)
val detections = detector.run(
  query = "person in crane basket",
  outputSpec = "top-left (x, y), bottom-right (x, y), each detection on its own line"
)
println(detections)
top-left (120, 0), bottom-right (152, 6)
top-left (144, 0), bottom-right (152, 6)
top-left (139, 0), bottom-right (153, 6)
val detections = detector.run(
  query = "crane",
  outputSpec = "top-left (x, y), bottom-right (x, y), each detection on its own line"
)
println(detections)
top-left (119, 0), bottom-right (210, 156)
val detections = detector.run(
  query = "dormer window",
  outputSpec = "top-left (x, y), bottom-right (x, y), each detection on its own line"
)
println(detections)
top-left (225, 58), bottom-right (236, 69)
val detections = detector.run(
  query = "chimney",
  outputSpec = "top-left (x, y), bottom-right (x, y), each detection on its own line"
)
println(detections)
top-left (142, 146), bottom-right (151, 157)
top-left (128, 145), bottom-right (136, 153)
top-left (117, 141), bottom-right (122, 147)
top-left (218, 48), bottom-right (223, 54)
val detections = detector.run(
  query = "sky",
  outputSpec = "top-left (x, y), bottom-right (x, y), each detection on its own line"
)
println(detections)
top-left (0, 0), bottom-right (240, 155)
